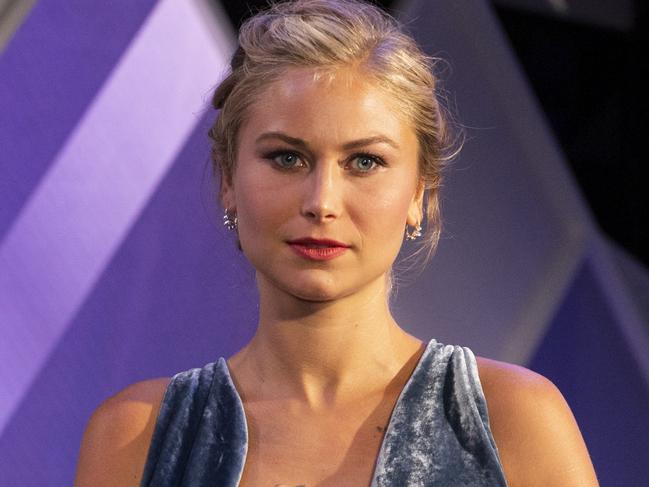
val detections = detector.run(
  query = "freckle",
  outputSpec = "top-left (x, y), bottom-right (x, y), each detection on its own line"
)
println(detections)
top-left (376, 425), bottom-right (384, 432)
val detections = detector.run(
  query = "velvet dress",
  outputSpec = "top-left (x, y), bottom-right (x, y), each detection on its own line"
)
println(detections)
top-left (140, 339), bottom-right (508, 486)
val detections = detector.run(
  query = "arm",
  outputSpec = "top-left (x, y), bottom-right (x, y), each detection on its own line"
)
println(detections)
top-left (74, 378), bottom-right (169, 487)
top-left (477, 358), bottom-right (599, 487)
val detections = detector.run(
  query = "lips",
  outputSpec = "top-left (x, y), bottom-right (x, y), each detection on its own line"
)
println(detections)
top-left (288, 237), bottom-right (350, 248)
top-left (287, 237), bottom-right (350, 261)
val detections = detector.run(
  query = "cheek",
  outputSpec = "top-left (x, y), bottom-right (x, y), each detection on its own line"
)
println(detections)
top-left (233, 168), bottom-right (293, 237)
top-left (352, 176), bottom-right (416, 240)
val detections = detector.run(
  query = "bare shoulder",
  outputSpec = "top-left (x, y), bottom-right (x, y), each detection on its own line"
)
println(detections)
top-left (475, 357), bottom-right (599, 487)
top-left (74, 378), bottom-right (171, 487)
top-left (476, 356), bottom-right (555, 400)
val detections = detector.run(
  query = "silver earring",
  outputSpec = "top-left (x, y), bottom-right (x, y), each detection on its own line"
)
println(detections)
top-left (223, 209), bottom-right (238, 230)
top-left (405, 224), bottom-right (422, 241)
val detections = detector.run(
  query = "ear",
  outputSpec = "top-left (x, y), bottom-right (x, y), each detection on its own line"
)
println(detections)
top-left (406, 181), bottom-right (425, 227)
top-left (220, 176), bottom-right (236, 212)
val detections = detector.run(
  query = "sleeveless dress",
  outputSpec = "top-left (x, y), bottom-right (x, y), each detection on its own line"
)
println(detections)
top-left (140, 340), bottom-right (508, 486)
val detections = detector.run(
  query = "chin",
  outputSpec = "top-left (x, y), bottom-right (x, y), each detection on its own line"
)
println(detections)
top-left (283, 272), bottom-right (388, 305)
top-left (293, 288), bottom-right (345, 303)
top-left (285, 277), bottom-right (343, 303)
top-left (259, 268), bottom-right (347, 303)
top-left (255, 259), bottom-right (389, 304)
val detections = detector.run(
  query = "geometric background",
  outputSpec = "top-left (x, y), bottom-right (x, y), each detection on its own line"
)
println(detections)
top-left (0, 0), bottom-right (647, 485)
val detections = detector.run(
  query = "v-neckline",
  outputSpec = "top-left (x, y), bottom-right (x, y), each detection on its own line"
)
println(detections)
top-left (222, 339), bottom-right (437, 486)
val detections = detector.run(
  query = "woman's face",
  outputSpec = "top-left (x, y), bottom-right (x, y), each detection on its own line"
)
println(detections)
top-left (222, 67), bottom-right (422, 302)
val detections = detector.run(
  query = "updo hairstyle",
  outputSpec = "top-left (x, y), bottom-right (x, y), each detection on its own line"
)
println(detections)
top-left (208, 0), bottom-right (457, 258)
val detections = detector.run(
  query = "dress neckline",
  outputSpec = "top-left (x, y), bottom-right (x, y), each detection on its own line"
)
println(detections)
top-left (220, 338), bottom-right (438, 486)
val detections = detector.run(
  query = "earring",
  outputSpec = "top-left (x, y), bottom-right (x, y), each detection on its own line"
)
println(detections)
top-left (223, 209), bottom-right (238, 230)
top-left (405, 224), bottom-right (422, 241)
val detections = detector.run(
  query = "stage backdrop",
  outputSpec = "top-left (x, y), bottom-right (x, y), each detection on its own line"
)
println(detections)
top-left (0, 0), bottom-right (647, 485)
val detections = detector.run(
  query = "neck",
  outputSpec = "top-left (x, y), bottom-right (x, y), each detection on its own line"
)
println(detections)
top-left (228, 273), bottom-right (422, 406)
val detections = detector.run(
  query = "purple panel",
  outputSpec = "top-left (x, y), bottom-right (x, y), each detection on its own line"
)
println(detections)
top-left (0, 0), bottom-right (233, 434)
top-left (0, 114), bottom-right (257, 486)
top-left (0, 0), bottom-right (157, 239)
top-left (391, 0), bottom-right (591, 362)
top-left (530, 257), bottom-right (649, 486)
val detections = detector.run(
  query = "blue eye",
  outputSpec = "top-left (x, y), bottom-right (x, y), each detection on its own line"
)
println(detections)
top-left (351, 154), bottom-right (382, 172)
top-left (271, 152), bottom-right (303, 169)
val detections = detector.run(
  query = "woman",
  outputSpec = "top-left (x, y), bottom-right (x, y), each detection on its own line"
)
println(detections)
top-left (75, 1), bottom-right (599, 485)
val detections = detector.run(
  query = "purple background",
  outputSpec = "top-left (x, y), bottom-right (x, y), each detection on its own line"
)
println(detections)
top-left (1, 0), bottom-right (647, 485)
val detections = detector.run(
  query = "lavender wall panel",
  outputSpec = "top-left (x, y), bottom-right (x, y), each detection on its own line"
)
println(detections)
top-left (0, 0), bottom-right (237, 480)
top-left (0, 113), bottom-right (256, 486)
top-left (0, 0), bottom-right (234, 438)
top-left (0, 0), bottom-right (157, 238)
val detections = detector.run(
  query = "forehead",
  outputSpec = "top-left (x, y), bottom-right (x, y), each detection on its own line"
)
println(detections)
top-left (240, 67), bottom-right (415, 143)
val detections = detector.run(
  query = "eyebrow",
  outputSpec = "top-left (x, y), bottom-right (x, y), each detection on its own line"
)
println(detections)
top-left (255, 132), bottom-right (400, 150)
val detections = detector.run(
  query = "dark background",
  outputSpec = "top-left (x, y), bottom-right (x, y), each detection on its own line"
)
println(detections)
top-left (216, 0), bottom-right (649, 267)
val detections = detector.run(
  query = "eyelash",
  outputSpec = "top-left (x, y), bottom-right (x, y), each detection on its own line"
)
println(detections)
top-left (264, 150), bottom-right (387, 174)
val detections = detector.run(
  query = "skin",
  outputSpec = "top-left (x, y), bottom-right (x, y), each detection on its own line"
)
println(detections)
top-left (74, 67), bottom-right (599, 486)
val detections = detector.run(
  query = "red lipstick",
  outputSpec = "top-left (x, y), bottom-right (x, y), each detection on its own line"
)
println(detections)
top-left (287, 238), bottom-right (350, 261)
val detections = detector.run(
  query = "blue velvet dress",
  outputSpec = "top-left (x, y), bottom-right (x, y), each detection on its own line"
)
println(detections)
top-left (140, 340), bottom-right (508, 486)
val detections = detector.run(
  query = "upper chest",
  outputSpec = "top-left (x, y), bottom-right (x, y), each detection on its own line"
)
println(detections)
top-left (236, 391), bottom-right (398, 487)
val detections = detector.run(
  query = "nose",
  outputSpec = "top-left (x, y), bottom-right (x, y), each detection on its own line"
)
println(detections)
top-left (300, 160), bottom-right (343, 223)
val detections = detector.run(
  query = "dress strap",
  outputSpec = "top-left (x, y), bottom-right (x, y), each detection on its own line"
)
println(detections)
top-left (140, 359), bottom-right (247, 487)
top-left (371, 342), bottom-right (508, 486)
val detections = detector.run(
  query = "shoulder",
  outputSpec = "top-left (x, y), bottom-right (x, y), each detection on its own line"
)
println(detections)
top-left (475, 357), bottom-right (599, 487)
top-left (74, 378), bottom-right (171, 487)
top-left (476, 356), bottom-right (554, 401)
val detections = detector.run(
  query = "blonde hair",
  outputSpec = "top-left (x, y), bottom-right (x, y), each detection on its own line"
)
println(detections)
top-left (209, 0), bottom-right (458, 259)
